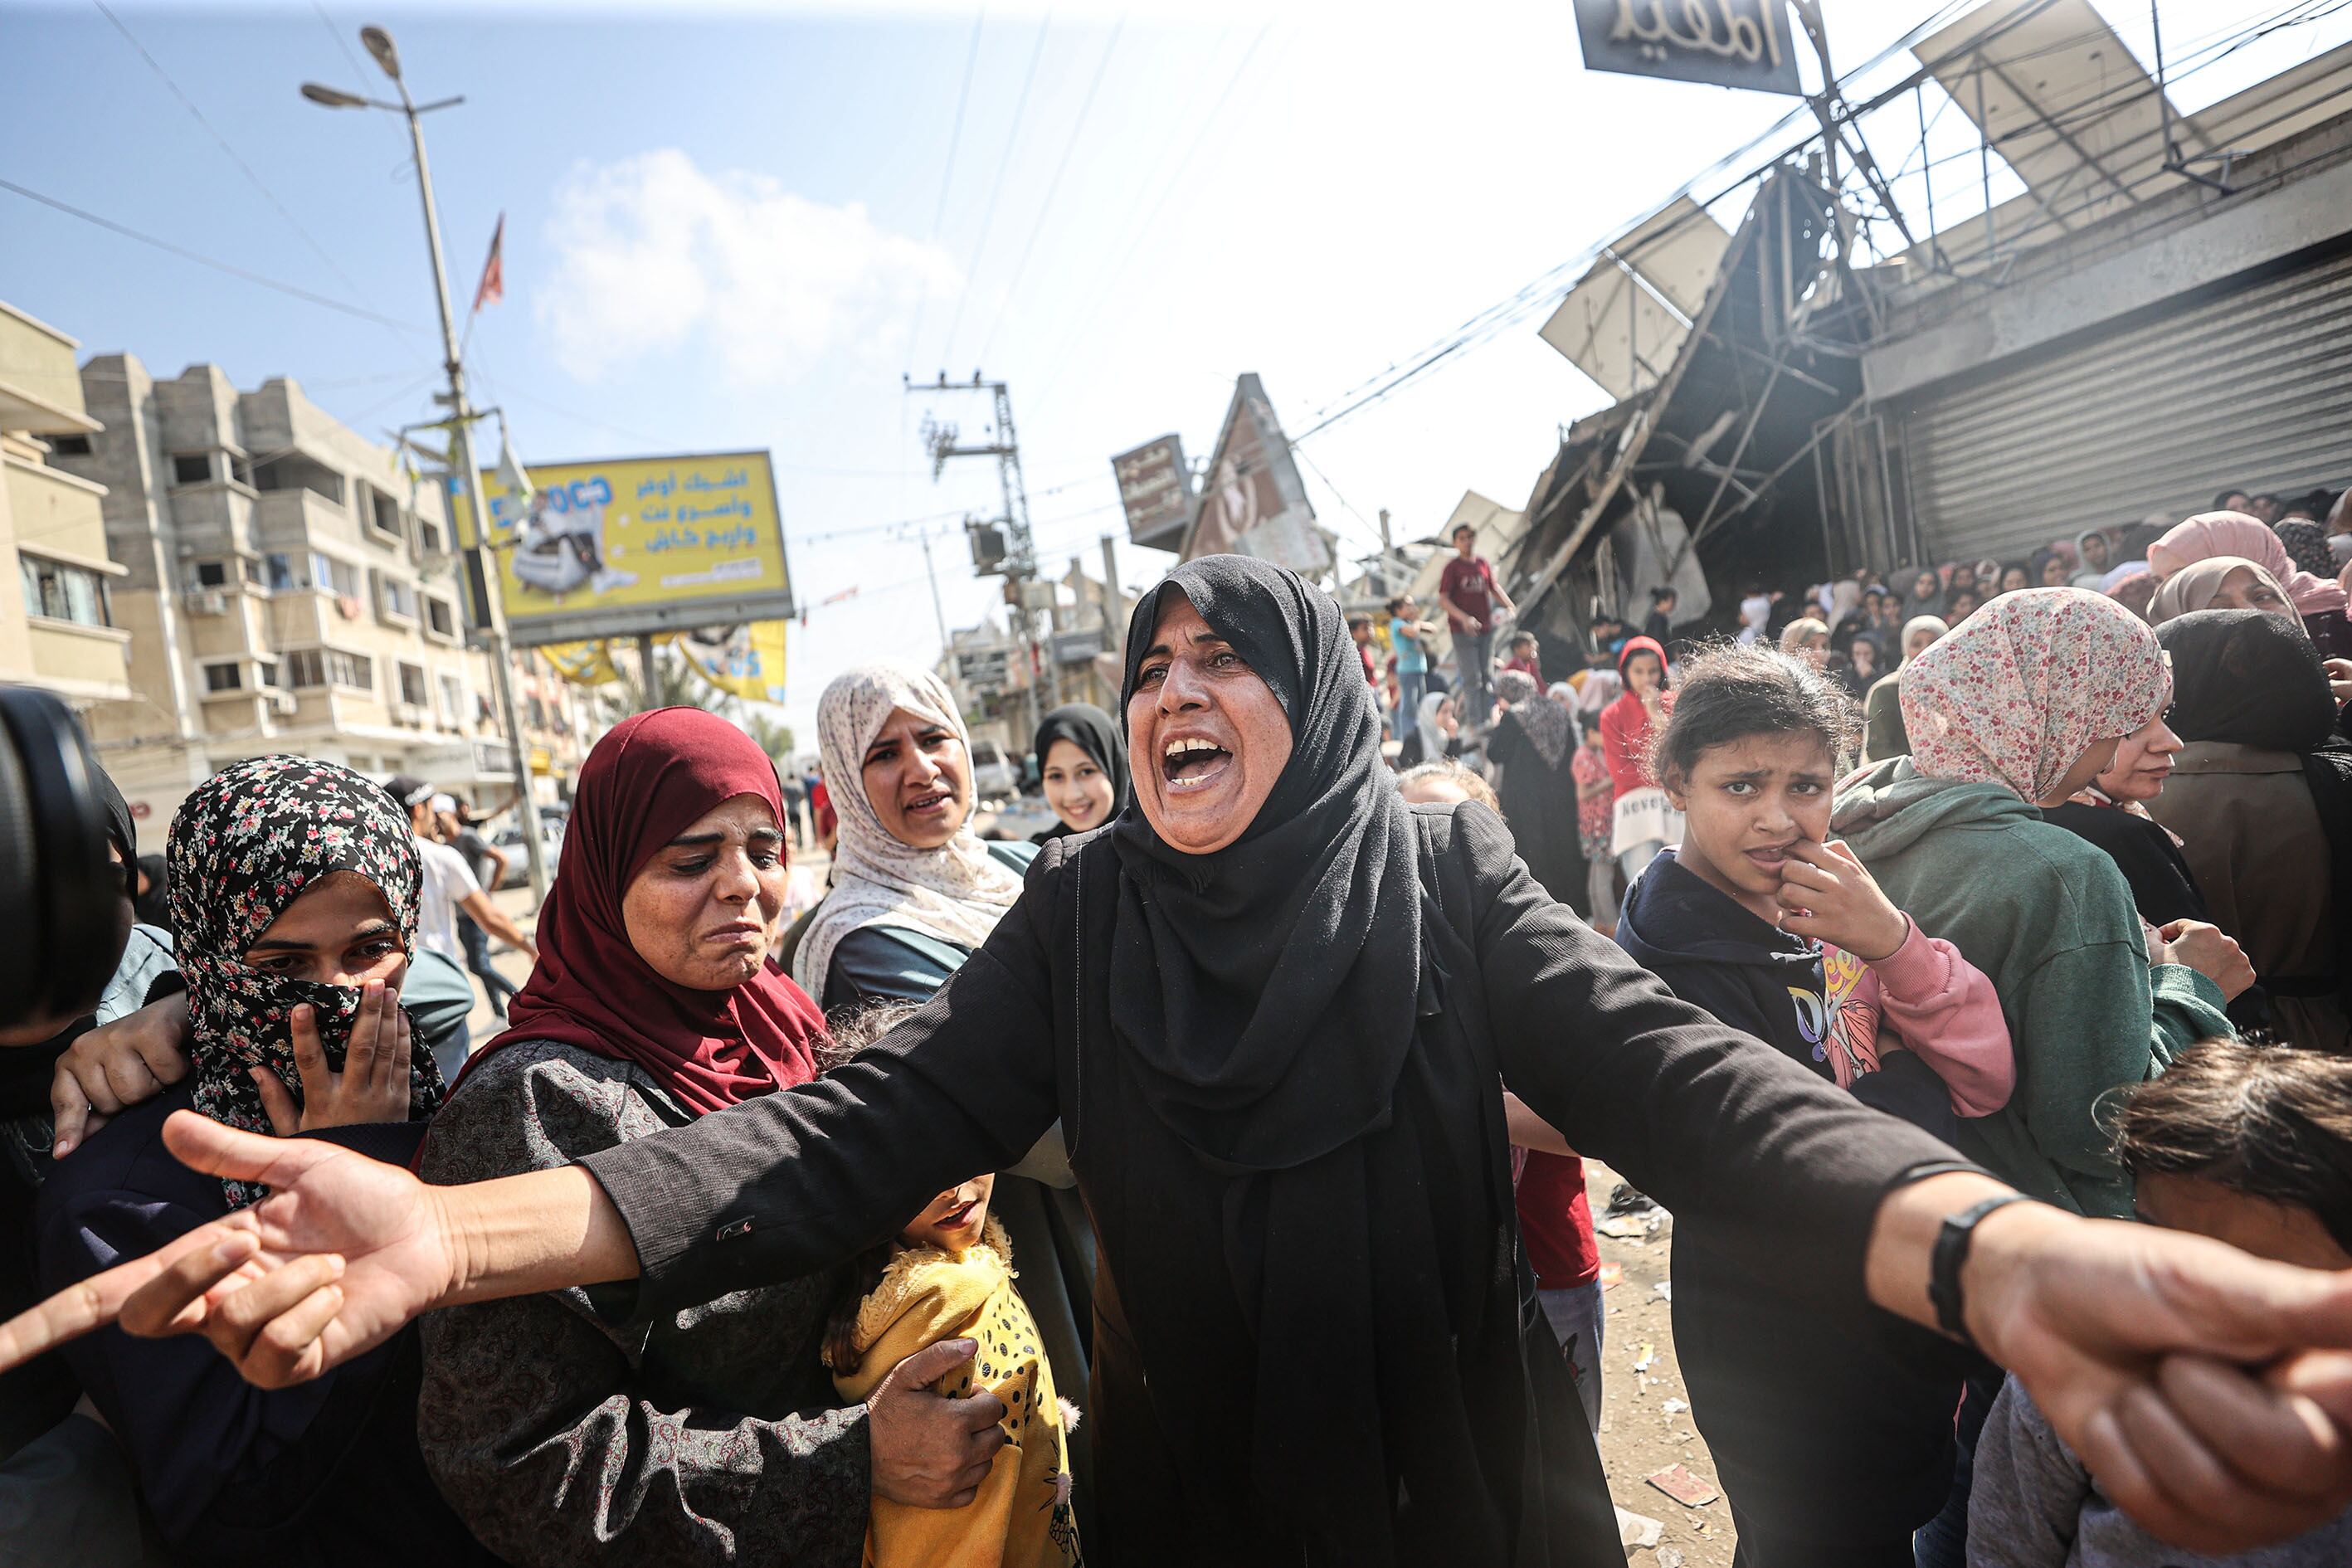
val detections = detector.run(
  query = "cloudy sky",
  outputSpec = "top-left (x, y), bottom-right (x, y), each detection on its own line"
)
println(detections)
top-left (7, 0), bottom-right (2343, 743)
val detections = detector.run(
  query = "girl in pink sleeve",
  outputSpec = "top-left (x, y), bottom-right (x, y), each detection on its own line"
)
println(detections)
top-left (1610, 640), bottom-right (2014, 1563)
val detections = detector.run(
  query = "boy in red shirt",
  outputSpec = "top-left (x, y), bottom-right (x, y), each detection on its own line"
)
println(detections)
top-left (1437, 523), bottom-right (1515, 720)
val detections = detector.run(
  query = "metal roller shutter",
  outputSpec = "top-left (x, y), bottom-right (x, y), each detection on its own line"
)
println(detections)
top-left (1898, 250), bottom-right (2352, 567)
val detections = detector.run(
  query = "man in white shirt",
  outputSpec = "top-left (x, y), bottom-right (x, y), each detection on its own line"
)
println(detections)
top-left (387, 777), bottom-right (537, 1075)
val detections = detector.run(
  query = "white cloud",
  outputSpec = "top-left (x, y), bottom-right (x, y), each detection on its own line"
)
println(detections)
top-left (535, 149), bottom-right (957, 384)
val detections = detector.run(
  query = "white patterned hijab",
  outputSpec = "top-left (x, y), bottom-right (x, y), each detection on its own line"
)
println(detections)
top-left (793, 664), bottom-right (1025, 999)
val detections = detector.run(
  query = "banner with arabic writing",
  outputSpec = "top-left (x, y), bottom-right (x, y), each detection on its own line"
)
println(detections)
top-left (448, 450), bottom-right (796, 646)
top-left (1572, 0), bottom-right (1804, 96)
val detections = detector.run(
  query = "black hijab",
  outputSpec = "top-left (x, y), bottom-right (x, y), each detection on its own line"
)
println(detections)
top-left (2160, 610), bottom-right (2352, 1001)
top-left (1030, 703), bottom-right (1129, 842)
top-left (2160, 610), bottom-right (2336, 751)
top-left (1109, 554), bottom-right (1420, 1173)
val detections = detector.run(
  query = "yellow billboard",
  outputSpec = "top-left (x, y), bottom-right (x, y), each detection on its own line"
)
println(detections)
top-left (450, 450), bottom-right (794, 645)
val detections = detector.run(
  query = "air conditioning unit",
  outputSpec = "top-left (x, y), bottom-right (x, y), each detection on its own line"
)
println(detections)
top-left (188, 589), bottom-right (229, 616)
top-left (269, 689), bottom-right (298, 716)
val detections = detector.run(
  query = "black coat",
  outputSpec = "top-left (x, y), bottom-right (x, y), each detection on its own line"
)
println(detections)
top-left (578, 806), bottom-right (1962, 1566)
top-left (1483, 718), bottom-right (1589, 913)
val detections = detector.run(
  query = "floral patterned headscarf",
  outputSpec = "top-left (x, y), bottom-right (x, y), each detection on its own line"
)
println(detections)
top-left (1898, 587), bottom-right (2170, 804)
top-left (792, 665), bottom-right (1025, 1000)
top-left (167, 756), bottom-right (442, 1206)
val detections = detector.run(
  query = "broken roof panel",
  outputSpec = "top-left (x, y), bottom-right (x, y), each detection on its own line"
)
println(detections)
top-left (1538, 197), bottom-right (1734, 401)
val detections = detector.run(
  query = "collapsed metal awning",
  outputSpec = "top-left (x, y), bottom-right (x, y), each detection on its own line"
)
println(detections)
top-left (1517, 168), bottom-right (1872, 622)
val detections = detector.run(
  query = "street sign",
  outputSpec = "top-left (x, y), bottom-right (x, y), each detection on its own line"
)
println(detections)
top-left (1052, 627), bottom-right (1108, 665)
top-left (957, 649), bottom-right (1010, 690)
top-left (1572, 0), bottom-right (1805, 97)
top-left (1111, 435), bottom-right (1193, 551)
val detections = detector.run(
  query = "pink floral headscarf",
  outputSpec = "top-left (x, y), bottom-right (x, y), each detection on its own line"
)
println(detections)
top-left (2148, 511), bottom-right (2348, 617)
top-left (1899, 587), bottom-right (2169, 803)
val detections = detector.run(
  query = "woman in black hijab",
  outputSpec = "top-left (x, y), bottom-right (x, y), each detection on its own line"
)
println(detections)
top-left (35, 558), bottom-right (2352, 1567)
top-left (1030, 702), bottom-right (1128, 843)
top-left (2149, 611), bottom-right (2352, 1051)
top-left (1483, 669), bottom-right (1587, 911)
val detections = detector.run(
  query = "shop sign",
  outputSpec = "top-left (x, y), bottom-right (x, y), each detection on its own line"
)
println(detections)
top-left (1573, 0), bottom-right (1804, 96)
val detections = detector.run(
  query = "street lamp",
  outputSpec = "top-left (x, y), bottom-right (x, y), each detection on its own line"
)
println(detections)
top-left (301, 28), bottom-right (547, 905)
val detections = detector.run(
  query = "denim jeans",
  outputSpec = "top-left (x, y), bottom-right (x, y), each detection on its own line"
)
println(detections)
top-left (459, 913), bottom-right (519, 1019)
top-left (1454, 627), bottom-right (1494, 718)
top-left (1395, 666), bottom-right (1426, 728)
top-left (1618, 839), bottom-right (1665, 888)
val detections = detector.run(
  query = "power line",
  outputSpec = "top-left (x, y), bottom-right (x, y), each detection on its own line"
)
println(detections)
top-left (976, 18), bottom-right (1126, 367)
top-left (1028, 22), bottom-right (1274, 418)
top-left (90, 0), bottom-right (389, 322)
top-left (903, 9), bottom-right (990, 380)
top-left (0, 177), bottom-right (425, 331)
top-left (936, 14), bottom-right (1054, 372)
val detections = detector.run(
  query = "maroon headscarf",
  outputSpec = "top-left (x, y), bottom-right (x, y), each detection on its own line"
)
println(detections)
top-left (470, 707), bottom-right (823, 1112)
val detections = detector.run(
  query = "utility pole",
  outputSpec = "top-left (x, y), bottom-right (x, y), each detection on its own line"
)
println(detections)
top-left (302, 30), bottom-right (548, 907)
top-left (909, 373), bottom-right (1053, 736)
top-left (918, 528), bottom-right (967, 712)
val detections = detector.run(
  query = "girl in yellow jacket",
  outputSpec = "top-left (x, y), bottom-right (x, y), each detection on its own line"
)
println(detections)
top-left (825, 1170), bottom-right (1081, 1568)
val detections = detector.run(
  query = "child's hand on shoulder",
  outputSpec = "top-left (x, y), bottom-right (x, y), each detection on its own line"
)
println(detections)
top-left (1774, 839), bottom-right (1908, 962)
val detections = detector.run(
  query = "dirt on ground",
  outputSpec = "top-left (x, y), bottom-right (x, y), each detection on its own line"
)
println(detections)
top-left (1585, 1160), bottom-right (1736, 1567)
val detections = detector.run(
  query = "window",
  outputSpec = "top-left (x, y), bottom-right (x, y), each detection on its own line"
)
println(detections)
top-left (19, 555), bottom-right (111, 627)
top-left (326, 649), bottom-right (373, 691)
top-left (241, 558), bottom-right (265, 587)
top-left (416, 515), bottom-right (445, 554)
top-left (376, 572), bottom-right (416, 623)
top-left (172, 453), bottom-right (212, 485)
top-left (192, 560), bottom-right (229, 589)
top-left (256, 659), bottom-right (282, 689)
top-left (228, 454), bottom-right (254, 489)
top-left (310, 552), bottom-right (359, 599)
top-left (203, 661), bottom-right (244, 693)
top-left (285, 648), bottom-right (325, 688)
top-left (363, 485), bottom-right (403, 543)
top-left (397, 661), bottom-right (429, 709)
top-left (49, 435), bottom-right (91, 457)
top-left (422, 596), bottom-right (457, 640)
top-left (265, 553), bottom-right (297, 592)
top-left (251, 455), bottom-right (344, 507)
top-left (437, 673), bottom-right (465, 728)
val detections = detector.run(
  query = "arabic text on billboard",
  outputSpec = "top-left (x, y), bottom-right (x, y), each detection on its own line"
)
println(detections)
top-left (1572, 0), bottom-right (1804, 96)
top-left (1111, 435), bottom-right (1192, 548)
top-left (1184, 373), bottom-right (1330, 577)
top-left (453, 450), bottom-right (793, 645)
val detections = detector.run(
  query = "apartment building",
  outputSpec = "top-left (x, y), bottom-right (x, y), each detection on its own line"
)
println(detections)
top-left (0, 300), bottom-right (134, 709)
top-left (56, 353), bottom-right (582, 850)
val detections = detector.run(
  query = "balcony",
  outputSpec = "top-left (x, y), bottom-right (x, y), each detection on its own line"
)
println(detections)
top-left (253, 487), bottom-right (358, 554)
top-left (24, 619), bottom-right (133, 704)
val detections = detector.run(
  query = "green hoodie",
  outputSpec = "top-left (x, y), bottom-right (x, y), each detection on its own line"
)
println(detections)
top-left (1831, 759), bottom-right (2230, 1219)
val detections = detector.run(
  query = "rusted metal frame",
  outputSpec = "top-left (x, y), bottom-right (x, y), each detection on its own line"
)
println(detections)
top-left (1698, 326), bottom-right (1844, 397)
top-left (1696, 402), bottom-right (1850, 546)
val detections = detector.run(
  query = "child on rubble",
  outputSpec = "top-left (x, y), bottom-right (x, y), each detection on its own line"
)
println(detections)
top-left (1967, 1040), bottom-right (2352, 1566)
top-left (820, 1002), bottom-right (1082, 1568)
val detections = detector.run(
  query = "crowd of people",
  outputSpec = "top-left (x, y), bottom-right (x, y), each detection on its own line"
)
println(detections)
top-left (6, 514), bottom-right (2352, 1565)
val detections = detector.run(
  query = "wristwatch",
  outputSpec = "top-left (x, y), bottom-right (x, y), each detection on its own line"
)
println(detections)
top-left (1929, 1193), bottom-right (2035, 1348)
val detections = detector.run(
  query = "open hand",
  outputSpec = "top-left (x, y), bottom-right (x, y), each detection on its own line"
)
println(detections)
top-left (51, 991), bottom-right (192, 1157)
top-left (868, 1337), bottom-right (1010, 1508)
top-left (1774, 839), bottom-right (1908, 962)
top-left (0, 1112), bottom-right (460, 1389)
top-left (251, 982), bottom-right (415, 1136)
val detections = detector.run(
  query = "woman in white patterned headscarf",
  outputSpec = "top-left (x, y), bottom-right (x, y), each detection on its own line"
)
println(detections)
top-left (791, 665), bottom-right (1029, 1010)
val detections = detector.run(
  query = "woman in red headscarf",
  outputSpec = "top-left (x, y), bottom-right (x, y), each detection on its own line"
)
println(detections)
top-left (413, 709), bottom-right (968, 1568)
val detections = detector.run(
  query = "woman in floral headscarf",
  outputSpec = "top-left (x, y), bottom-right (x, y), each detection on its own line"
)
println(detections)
top-left (32, 755), bottom-right (492, 1566)
top-left (1831, 592), bottom-right (2240, 1221)
top-left (2150, 511), bottom-right (2352, 657)
top-left (1830, 589), bottom-right (2244, 1558)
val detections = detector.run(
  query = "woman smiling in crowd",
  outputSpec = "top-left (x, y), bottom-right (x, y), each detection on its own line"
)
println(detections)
top-left (19, 560), bottom-right (2352, 1567)
top-left (1030, 703), bottom-right (1128, 843)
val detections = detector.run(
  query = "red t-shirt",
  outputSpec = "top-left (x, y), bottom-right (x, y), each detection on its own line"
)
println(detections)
top-left (1502, 653), bottom-right (1543, 685)
top-left (1439, 556), bottom-right (1497, 630)
top-left (1514, 1151), bottom-right (1599, 1289)
top-left (1357, 641), bottom-right (1379, 686)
